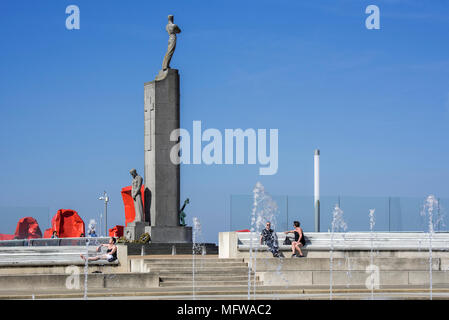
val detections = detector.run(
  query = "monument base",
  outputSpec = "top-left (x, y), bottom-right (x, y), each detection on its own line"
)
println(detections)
top-left (124, 221), bottom-right (150, 241)
top-left (124, 222), bottom-right (192, 243)
top-left (147, 226), bottom-right (192, 243)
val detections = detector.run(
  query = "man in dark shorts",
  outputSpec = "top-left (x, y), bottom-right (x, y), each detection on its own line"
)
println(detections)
top-left (260, 222), bottom-right (280, 258)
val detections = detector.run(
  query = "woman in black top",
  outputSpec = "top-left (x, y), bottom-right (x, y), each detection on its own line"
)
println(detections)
top-left (284, 221), bottom-right (305, 257)
top-left (80, 237), bottom-right (118, 262)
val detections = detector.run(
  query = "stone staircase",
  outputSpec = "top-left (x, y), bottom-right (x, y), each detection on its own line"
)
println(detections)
top-left (139, 257), bottom-right (261, 287)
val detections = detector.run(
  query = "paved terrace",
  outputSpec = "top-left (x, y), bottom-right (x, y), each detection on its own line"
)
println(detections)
top-left (0, 233), bottom-right (448, 298)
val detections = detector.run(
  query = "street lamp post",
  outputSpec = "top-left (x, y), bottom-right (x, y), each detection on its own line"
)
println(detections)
top-left (98, 191), bottom-right (109, 237)
top-left (314, 149), bottom-right (320, 232)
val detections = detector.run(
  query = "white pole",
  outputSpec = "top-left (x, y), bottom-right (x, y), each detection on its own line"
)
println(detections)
top-left (98, 191), bottom-right (109, 237)
top-left (314, 149), bottom-right (320, 232)
top-left (104, 192), bottom-right (109, 237)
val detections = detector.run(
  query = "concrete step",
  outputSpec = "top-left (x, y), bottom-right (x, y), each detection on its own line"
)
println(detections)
top-left (141, 258), bottom-right (244, 263)
top-left (2, 271), bottom-right (448, 294)
top-left (145, 266), bottom-right (249, 273)
top-left (5, 285), bottom-right (449, 299)
top-left (160, 275), bottom-right (254, 281)
top-left (156, 270), bottom-right (252, 277)
top-left (0, 259), bottom-right (119, 267)
top-left (243, 257), bottom-right (441, 272)
top-left (159, 280), bottom-right (262, 287)
top-left (144, 262), bottom-right (246, 268)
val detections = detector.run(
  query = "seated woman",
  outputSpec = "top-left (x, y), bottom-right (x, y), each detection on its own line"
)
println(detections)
top-left (80, 237), bottom-right (117, 262)
top-left (284, 221), bottom-right (305, 258)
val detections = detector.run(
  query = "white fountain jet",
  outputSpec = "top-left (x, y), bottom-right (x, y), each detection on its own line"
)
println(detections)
top-left (249, 182), bottom-right (279, 300)
top-left (330, 204), bottom-right (347, 300)
top-left (421, 195), bottom-right (440, 300)
top-left (192, 217), bottom-right (203, 300)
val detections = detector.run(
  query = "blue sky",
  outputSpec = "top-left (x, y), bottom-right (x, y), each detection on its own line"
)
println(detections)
top-left (0, 0), bottom-right (448, 242)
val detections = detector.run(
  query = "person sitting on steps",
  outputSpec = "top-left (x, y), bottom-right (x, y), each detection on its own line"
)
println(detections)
top-left (284, 221), bottom-right (305, 258)
top-left (80, 237), bottom-right (117, 263)
top-left (260, 221), bottom-right (280, 258)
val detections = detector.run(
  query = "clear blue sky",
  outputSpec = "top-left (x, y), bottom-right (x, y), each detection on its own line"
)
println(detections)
top-left (0, 0), bottom-right (448, 242)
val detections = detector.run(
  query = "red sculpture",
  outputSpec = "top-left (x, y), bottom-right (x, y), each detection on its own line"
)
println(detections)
top-left (43, 228), bottom-right (53, 238)
top-left (0, 234), bottom-right (15, 240)
top-left (109, 225), bottom-right (124, 238)
top-left (121, 185), bottom-right (146, 226)
top-left (44, 209), bottom-right (85, 238)
top-left (14, 217), bottom-right (43, 239)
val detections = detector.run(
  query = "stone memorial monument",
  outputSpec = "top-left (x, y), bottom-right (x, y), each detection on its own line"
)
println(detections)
top-left (125, 14), bottom-right (192, 243)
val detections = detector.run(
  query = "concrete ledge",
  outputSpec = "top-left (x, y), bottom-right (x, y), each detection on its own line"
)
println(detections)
top-left (259, 271), bottom-right (313, 286)
top-left (0, 264), bottom-right (120, 275)
top-left (408, 271), bottom-right (449, 285)
top-left (255, 269), bottom-right (449, 288)
top-left (244, 257), bottom-right (438, 272)
top-left (0, 255), bottom-right (119, 267)
top-left (0, 273), bottom-right (160, 291)
top-left (235, 231), bottom-right (449, 250)
top-left (0, 237), bottom-right (110, 247)
top-left (0, 244), bottom-right (128, 274)
top-left (219, 231), bottom-right (449, 259)
top-left (237, 250), bottom-right (449, 259)
top-left (312, 271), bottom-right (410, 286)
top-left (219, 232), bottom-right (238, 259)
top-left (254, 271), bottom-right (413, 287)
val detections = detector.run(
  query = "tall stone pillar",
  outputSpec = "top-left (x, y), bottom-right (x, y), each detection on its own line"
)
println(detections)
top-left (143, 69), bottom-right (192, 243)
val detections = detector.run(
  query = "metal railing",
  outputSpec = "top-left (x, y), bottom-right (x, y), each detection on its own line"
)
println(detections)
top-left (0, 237), bottom-right (110, 247)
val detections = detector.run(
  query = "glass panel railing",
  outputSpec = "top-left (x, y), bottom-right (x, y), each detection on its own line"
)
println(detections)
top-left (230, 195), bottom-right (288, 232)
top-left (230, 195), bottom-right (449, 233)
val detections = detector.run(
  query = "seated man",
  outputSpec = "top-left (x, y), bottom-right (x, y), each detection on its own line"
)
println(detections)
top-left (80, 237), bottom-right (117, 263)
top-left (260, 222), bottom-right (280, 258)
